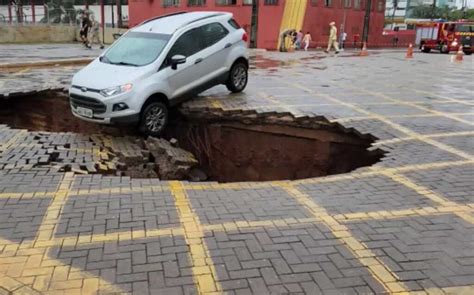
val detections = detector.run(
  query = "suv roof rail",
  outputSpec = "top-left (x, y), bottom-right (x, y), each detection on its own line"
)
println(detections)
top-left (139, 11), bottom-right (188, 26)
top-left (175, 13), bottom-right (227, 32)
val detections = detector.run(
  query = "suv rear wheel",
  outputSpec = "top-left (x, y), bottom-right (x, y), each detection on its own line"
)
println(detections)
top-left (226, 61), bottom-right (248, 93)
top-left (139, 102), bottom-right (168, 137)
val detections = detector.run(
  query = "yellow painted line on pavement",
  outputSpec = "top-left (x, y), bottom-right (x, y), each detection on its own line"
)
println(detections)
top-left (210, 99), bottom-right (224, 110)
top-left (381, 171), bottom-right (474, 224)
top-left (169, 181), bottom-right (222, 294)
top-left (334, 112), bottom-right (474, 123)
top-left (257, 91), bottom-right (295, 113)
top-left (278, 183), bottom-right (408, 293)
top-left (411, 89), bottom-right (474, 106)
top-left (334, 204), bottom-right (473, 222)
top-left (340, 84), bottom-right (474, 126)
top-left (12, 67), bottom-right (31, 76)
top-left (276, 79), bottom-right (474, 161)
top-left (0, 130), bottom-right (28, 151)
top-left (374, 130), bottom-right (474, 146)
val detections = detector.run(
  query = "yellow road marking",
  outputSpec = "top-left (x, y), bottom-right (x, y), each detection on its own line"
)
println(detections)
top-left (334, 112), bottom-right (474, 123)
top-left (257, 91), bottom-right (295, 113)
top-left (23, 174), bottom-right (121, 293)
top-left (334, 204), bottom-right (473, 222)
top-left (210, 99), bottom-right (224, 109)
top-left (374, 130), bottom-right (474, 146)
top-left (381, 171), bottom-right (474, 224)
top-left (276, 79), bottom-right (473, 161)
top-left (412, 89), bottom-right (474, 106)
top-left (12, 67), bottom-right (31, 76)
top-left (278, 183), bottom-right (407, 293)
top-left (169, 181), bottom-right (222, 294)
top-left (0, 130), bottom-right (28, 151)
top-left (1, 161), bottom-right (472, 199)
top-left (363, 90), bottom-right (474, 126)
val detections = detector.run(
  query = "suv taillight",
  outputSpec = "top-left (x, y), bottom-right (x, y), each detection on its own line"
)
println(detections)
top-left (242, 32), bottom-right (248, 42)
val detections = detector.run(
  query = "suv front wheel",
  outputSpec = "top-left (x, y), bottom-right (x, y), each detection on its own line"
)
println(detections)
top-left (226, 61), bottom-right (248, 93)
top-left (139, 102), bottom-right (169, 137)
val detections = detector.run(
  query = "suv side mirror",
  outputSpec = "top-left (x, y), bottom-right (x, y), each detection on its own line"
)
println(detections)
top-left (170, 55), bottom-right (186, 70)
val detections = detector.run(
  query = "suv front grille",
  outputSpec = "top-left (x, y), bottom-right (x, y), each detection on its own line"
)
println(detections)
top-left (70, 93), bottom-right (106, 114)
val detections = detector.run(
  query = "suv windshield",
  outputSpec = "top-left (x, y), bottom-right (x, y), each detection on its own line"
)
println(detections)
top-left (103, 32), bottom-right (171, 66)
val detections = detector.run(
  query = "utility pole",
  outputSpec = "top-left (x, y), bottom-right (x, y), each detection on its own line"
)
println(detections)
top-left (362, 0), bottom-right (372, 43)
top-left (391, 0), bottom-right (398, 30)
top-left (249, 0), bottom-right (259, 48)
top-left (431, 0), bottom-right (437, 20)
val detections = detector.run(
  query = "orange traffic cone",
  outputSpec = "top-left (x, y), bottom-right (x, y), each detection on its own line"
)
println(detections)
top-left (455, 46), bottom-right (464, 62)
top-left (406, 43), bottom-right (414, 58)
top-left (360, 42), bottom-right (369, 56)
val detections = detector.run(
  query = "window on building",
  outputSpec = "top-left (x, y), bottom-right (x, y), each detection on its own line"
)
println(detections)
top-left (188, 0), bottom-right (206, 6)
top-left (264, 0), bottom-right (278, 5)
top-left (311, 0), bottom-right (318, 6)
top-left (344, 0), bottom-right (351, 8)
top-left (354, 0), bottom-right (360, 9)
top-left (243, 0), bottom-right (253, 4)
top-left (162, 0), bottom-right (180, 7)
top-left (377, 0), bottom-right (384, 11)
top-left (325, 0), bottom-right (332, 7)
top-left (216, 0), bottom-right (237, 5)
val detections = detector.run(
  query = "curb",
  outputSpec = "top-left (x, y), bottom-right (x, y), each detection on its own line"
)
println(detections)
top-left (0, 58), bottom-right (94, 70)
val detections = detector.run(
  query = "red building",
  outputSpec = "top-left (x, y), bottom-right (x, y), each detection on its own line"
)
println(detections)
top-left (128, 0), bottom-right (386, 50)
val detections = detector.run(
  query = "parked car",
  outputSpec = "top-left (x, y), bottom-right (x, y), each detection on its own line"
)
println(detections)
top-left (69, 11), bottom-right (249, 136)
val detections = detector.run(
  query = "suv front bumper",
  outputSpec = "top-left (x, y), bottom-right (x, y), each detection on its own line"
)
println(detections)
top-left (69, 87), bottom-right (140, 125)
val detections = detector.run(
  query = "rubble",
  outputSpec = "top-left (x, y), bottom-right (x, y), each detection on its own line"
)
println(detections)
top-left (145, 137), bottom-right (198, 180)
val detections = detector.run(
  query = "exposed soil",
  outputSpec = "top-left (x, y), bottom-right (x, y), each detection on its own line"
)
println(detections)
top-left (0, 91), bottom-right (384, 182)
top-left (165, 113), bottom-right (383, 182)
top-left (0, 91), bottom-right (135, 136)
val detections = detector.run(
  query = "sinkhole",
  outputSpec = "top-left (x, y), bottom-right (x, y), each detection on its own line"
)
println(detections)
top-left (0, 91), bottom-right (384, 182)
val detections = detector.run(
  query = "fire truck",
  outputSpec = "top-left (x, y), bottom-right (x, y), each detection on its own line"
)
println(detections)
top-left (415, 20), bottom-right (473, 55)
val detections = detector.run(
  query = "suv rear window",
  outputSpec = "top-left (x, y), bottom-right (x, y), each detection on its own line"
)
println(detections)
top-left (200, 23), bottom-right (229, 48)
top-left (228, 19), bottom-right (241, 29)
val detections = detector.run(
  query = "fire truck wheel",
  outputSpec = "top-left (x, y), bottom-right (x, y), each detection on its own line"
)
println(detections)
top-left (464, 51), bottom-right (472, 56)
top-left (441, 44), bottom-right (449, 54)
top-left (421, 44), bottom-right (431, 53)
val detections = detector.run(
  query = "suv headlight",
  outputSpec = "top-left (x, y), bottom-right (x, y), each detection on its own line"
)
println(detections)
top-left (100, 83), bottom-right (133, 97)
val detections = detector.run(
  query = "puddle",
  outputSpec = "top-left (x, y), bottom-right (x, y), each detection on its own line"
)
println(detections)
top-left (0, 91), bottom-right (384, 182)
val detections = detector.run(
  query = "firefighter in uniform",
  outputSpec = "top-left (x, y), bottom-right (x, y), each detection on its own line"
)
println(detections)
top-left (325, 21), bottom-right (340, 54)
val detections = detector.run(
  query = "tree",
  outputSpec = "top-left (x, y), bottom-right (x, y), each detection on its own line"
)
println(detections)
top-left (411, 4), bottom-right (474, 21)
top-left (41, 0), bottom-right (79, 24)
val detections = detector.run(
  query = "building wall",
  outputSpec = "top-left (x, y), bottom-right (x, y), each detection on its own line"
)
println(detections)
top-left (128, 0), bottom-right (385, 49)
top-left (303, 0), bottom-right (386, 47)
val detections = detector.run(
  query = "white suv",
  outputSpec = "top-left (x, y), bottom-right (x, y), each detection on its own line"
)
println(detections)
top-left (69, 11), bottom-right (249, 136)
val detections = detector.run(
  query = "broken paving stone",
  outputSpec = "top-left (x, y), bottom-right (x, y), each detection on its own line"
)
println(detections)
top-left (145, 137), bottom-right (198, 180)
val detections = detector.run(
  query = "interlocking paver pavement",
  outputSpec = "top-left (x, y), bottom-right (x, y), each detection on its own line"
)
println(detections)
top-left (0, 48), bottom-right (473, 294)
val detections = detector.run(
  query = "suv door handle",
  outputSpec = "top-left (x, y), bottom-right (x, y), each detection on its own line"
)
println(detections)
top-left (194, 58), bottom-right (203, 64)
top-left (225, 43), bottom-right (232, 48)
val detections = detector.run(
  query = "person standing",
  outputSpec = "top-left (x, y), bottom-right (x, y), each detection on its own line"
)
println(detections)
top-left (340, 31), bottom-right (347, 50)
top-left (80, 12), bottom-right (92, 49)
top-left (295, 30), bottom-right (303, 50)
top-left (325, 21), bottom-right (340, 54)
top-left (303, 31), bottom-right (312, 51)
top-left (88, 16), bottom-right (104, 49)
top-left (279, 29), bottom-right (292, 52)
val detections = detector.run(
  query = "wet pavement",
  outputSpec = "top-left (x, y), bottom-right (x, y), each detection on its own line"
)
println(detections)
top-left (0, 44), bottom-right (105, 65)
top-left (0, 47), bottom-right (473, 294)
